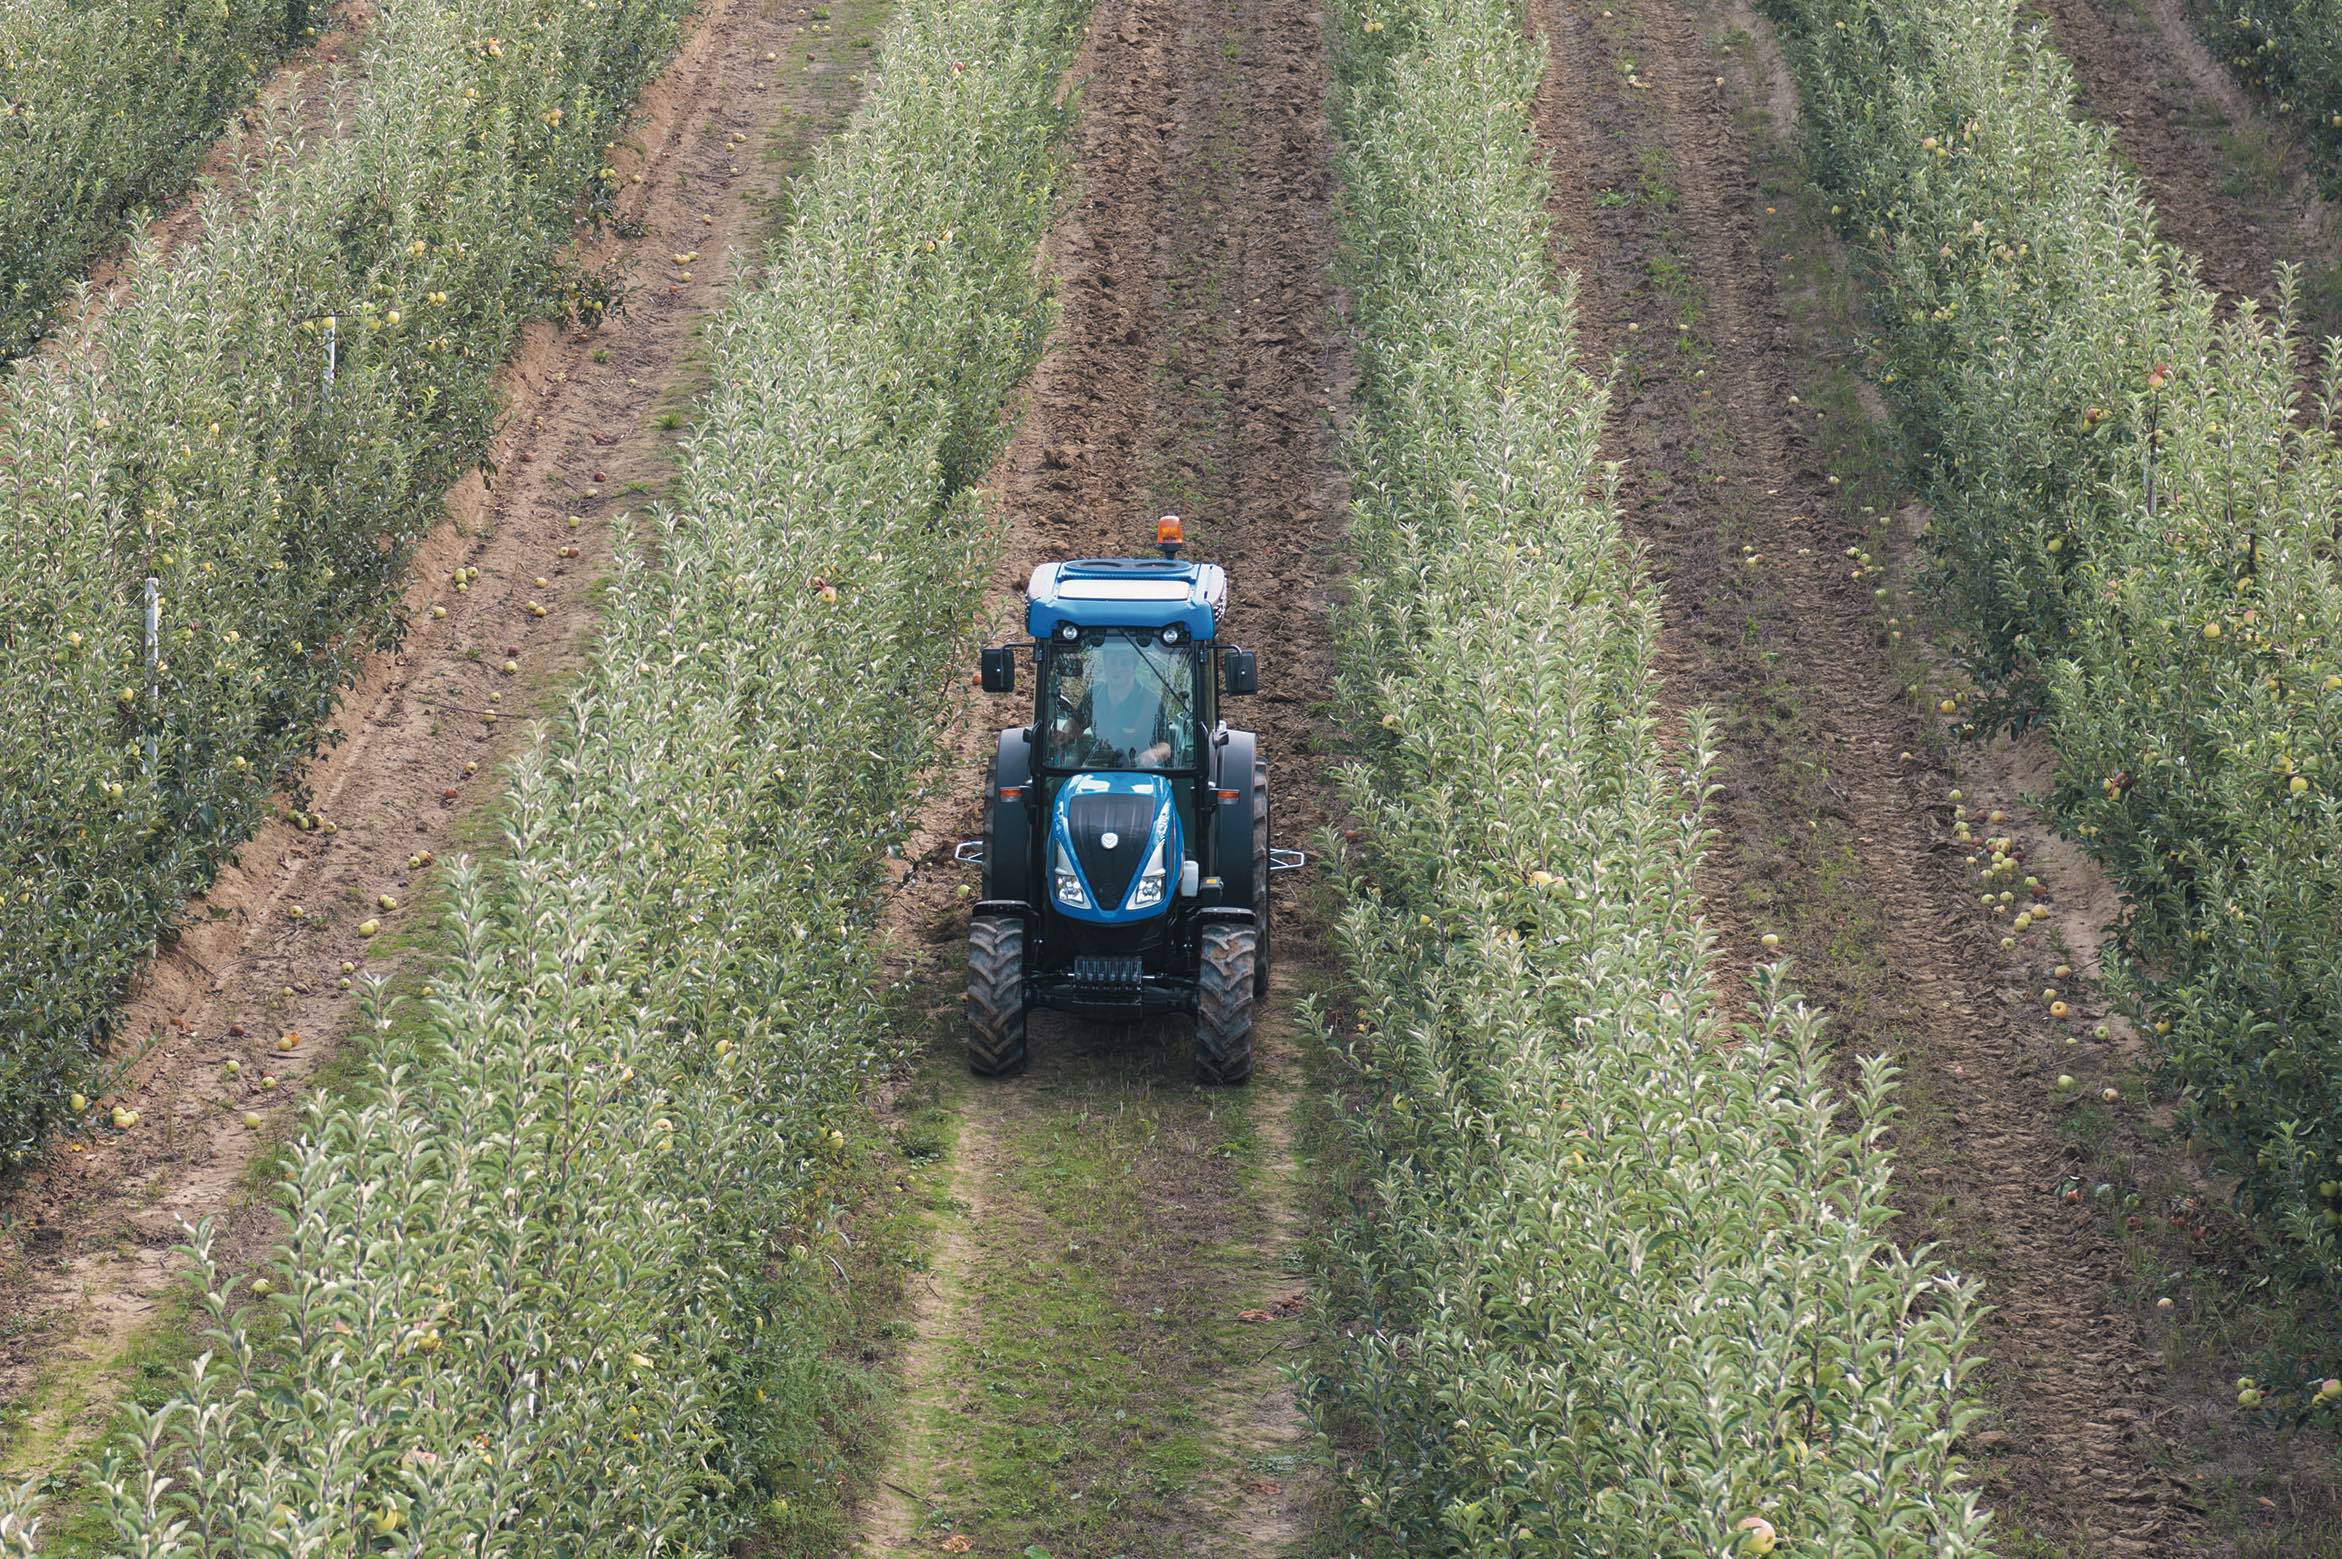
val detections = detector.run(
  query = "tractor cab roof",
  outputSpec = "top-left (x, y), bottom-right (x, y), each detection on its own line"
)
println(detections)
top-left (1026, 557), bottom-right (1227, 641)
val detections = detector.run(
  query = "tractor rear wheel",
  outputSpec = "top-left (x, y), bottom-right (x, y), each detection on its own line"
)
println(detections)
top-left (1252, 763), bottom-right (1273, 998)
top-left (1194, 922), bottom-right (1256, 1085)
top-left (967, 913), bottom-right (1029, 1077)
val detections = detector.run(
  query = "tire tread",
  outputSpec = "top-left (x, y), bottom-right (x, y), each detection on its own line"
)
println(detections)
top-left (1195, 922), bottom-right (1255, 1085)
top-left (967, 914), bottom-right (1028, 1077)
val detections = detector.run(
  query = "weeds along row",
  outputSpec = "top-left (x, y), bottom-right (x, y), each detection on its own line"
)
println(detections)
top-left (0, 0), bottom-right (1086, 1545)
top-left (2180, 0), bottom-right (2342, 182)
top-left (1303, 0), bottom-right (1995, 1550)
top-left (1767, 0), bottom-right (2342, 1281)
top-left (0, 0), bottom-right (700, 1164)
top-left (0, 0), bottom-right (318, 363)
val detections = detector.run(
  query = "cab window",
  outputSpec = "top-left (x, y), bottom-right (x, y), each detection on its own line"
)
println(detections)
top-left (1041, 633), bottom-right (1200, 771)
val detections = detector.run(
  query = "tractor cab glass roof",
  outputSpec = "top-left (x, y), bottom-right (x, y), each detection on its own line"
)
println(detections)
top-left (1041, 631), bottom-right (1201, 773)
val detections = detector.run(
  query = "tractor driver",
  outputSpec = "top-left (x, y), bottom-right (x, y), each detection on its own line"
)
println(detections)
top-left (1073, 638), bottom-right (1187, 769)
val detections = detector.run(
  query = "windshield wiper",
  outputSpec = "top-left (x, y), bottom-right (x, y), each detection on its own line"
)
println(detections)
top-left (1130, 639), bottom-right (1191, 734)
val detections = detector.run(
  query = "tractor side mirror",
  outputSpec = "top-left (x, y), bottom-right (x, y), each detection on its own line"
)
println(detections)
top-left (980, 646), bottom-right (1017, 693)
top-left (1222, 648), bottom-right (1258, 696)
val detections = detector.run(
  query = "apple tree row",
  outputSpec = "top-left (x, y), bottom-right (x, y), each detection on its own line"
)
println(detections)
top-left (0, 0), bottom-right (694, 1162)
top-left (1771, 0), bottom-right (2342, 1273)
top-left (0, 0), bottom-right (315, 360)
top-left (1305, 0), bottom-right (1998, 1549)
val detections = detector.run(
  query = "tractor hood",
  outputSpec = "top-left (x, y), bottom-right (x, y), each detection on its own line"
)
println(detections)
top-left (1048, 772), bottom-right (1181, 923)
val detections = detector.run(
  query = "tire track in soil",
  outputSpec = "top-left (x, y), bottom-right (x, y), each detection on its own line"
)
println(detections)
top-left (855, 0), bottom-right (1346, 1543)
top-left (2025, 0), bottom-right (2342, 329)
top-left (1529, 0), bottom-right (2206, 1550)
top-left (0, 0), bottom-right (871, 1469)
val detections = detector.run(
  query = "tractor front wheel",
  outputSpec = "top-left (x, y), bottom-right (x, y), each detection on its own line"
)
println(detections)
top-left (1194, 922), bottom-right (1256, 1085)
top-left (967, 913), bottom-right (1029, 1077)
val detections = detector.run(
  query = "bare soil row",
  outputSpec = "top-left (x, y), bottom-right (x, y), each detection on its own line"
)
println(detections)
top-left (1525, 0), bottom-right (2342, 1550)
top-left (1527, 0), bottom-right (2206, 1544)
top-left (2028, 0), bottom-right (2342, 333)
top-left (852, 0), bottom-right (1350, 1543)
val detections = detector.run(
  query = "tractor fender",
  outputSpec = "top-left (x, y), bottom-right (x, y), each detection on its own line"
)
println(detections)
top-left (1208, 728), bottom-right (1260, 916)
top-left (983, 728), bottom-right (1037, 904)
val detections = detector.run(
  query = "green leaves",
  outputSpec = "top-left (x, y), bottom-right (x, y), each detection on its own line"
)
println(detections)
top-left (0, 0), bottom-right (697, 1159)
top-left (2184, 0), bottom-right (2342, 185)
top-left (1308, 0), bottom-right (1992, 1551)
top-left (0, 0), bottom-right (314, 363)
top-left (13, 0), bottom-right (1085, 1546)
top-left (1769, 0), bottom-right (2342, 1277)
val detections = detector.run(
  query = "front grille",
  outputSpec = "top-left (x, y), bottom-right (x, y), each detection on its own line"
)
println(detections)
top-left (1065, 793), bottom-right (1155, 909)
top-left (1071, 954), bottom-right (1144, 992)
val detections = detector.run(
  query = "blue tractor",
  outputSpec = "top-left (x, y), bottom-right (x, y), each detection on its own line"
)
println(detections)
top-left (965, 519), bottom-right (1273, 1082)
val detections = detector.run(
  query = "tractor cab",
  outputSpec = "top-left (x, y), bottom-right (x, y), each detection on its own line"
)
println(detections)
top-left (964, 519), bottom-right (1271, 1082)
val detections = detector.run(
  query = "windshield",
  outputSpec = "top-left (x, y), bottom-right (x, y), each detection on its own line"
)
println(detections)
top-left (1041, 632), bottom-right (1201, 772)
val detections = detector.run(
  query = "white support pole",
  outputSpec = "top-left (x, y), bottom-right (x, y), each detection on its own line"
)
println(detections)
top-left (142, 575), bottom-right (160, 770)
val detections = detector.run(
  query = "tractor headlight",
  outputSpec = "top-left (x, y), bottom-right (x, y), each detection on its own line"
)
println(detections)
top-left (1051, 841), bottom-right (1089, 908)
top-left (1128, 838), bottom-right (1168, 910)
